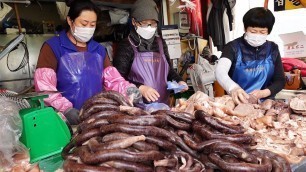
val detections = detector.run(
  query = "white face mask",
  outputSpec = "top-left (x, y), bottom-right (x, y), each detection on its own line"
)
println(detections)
top-left (244, 32), bottom-right (268, 47)
top-left (72, 25), bottom-right (95, 43)
top-left (136, 26), bottom-right (157, 40)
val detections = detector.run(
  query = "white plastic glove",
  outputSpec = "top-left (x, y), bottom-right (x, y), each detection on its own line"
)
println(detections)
top-left (230, 87), bottom-right (249, 104)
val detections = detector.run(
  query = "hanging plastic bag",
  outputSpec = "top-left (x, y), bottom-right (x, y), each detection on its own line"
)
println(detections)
top-left (0, 97), bottom-right (37, 171)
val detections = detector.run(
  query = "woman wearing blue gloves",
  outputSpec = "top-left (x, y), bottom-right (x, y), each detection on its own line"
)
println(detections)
top-left (113, 0), bottom-right (188, 105)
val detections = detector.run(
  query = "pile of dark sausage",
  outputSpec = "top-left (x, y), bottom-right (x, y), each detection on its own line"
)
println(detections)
top-left (62, 90), bottom-right (291, 172)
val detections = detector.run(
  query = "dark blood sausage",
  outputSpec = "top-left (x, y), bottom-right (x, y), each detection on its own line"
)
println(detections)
top-left (155, 167), bottom-right (168, 172)
top-left (195, 110), bottom-right (244, 134)
top-left (222, 155), bottom-right (241, 163)
top-left (251, 149), bottom-right (291, 172)
top-left (102, 132), bottom-right (133, 142)
top-left (63, 159), bottom-right (120, 172)
top-left (145, 136), bottom-right (176, 151)
top-left (82, 111), bottom-right (124, 123)
top-left (78, 119), bottom-right (109, 133)
top-left (79, 147), bottom-right (164, 164)
top-left (74, 128), bottom-right (101, 146)
top-left (100, 124), bottom-right (198, 157)
top-left (105, 160), bottom-right (154, 172)
top-left (119, 105), bottom-right (150, 116)
top-left (107, 115), bottom-right (167, 127)
top-left (208, 153), bottom-right (272, 172)
top-left (178, 130), bottom-right (228, 152)
top-left (185, 162), bottom-right (204, 172)
top-left (82, 97), bottom-right (119, 111)
top-left (172, 111), bottom-right (195, 121)
top-left (203, 141), bottom-right (257, 163)
top-left (94, 90), bottom-right (132, 106)
top-left (81, 104), bottom-right (119, 120)
top-left (192, 122), bottom-right (252, 144)
top-left (101, 132), bottom-right (159, 151)
top-left (62, 141), bottom-right (76, 159)
top-left (132, 141), bottom-right (160, 151)
top-left (165, 116), bottom-right (191, 130)
top-left (152, 110), bottom-right (194, 123)
top-left (177, 130), bottom-right (199, 150)
top-left (175, 151), bottom-right (194, 170)
top-left (88, 135), bottom-right (145, 151)
top-left (192, 132), bottom-right (203, 143)
top-left (199, 154), bottom-right (219, 170)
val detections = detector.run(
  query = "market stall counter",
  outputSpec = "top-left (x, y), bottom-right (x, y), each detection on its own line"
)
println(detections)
top-left (2, 89), bottom-right (306, 171)
top-left (58, 90), bottom-right (305, 171)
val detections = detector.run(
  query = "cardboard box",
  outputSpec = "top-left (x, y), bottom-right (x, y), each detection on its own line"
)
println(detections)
top-left (279, 31), bottom-right (306, 58)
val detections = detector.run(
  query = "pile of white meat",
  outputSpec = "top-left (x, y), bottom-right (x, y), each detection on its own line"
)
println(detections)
top-left (173, 91), bottom-right (306, 164)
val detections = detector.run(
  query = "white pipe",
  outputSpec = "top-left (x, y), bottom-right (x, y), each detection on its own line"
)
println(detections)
top-left (162, 0), bottom-right (168, 25)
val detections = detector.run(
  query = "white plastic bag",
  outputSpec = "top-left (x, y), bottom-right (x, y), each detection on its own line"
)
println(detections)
top-left (0, 97), bottom-right (31, 171)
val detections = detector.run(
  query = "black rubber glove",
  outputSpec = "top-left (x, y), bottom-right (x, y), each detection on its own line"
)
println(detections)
top-left (64, 108), bottom-right (80, 125)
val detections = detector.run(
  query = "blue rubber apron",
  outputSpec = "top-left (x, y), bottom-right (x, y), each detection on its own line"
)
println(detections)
top-left (232, 43), bottom-right (274, 93)
top-left (57, 52), bottom-right (103, 110)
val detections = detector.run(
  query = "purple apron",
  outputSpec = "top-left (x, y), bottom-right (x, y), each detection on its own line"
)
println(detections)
top-left (128, 37), bottom-right (170, 104)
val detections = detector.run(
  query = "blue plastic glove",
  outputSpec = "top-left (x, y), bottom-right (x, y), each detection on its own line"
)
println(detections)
top-left (167, 81), bottom-right (188, 94)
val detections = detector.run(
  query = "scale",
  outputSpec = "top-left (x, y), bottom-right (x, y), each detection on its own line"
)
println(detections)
top-left (18, 92), bottom-right (71, 163)
top-left (173, 11), bottom-right (191, 36)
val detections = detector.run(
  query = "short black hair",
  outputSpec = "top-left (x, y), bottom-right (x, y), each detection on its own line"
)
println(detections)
top-left (243, 7), bottom-right (275, 34)
top-left (67, 0), bottom-right (100, 21)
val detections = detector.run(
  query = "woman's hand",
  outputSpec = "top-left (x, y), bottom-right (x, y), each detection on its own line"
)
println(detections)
top-left (178, 81), bottom-right (189, 92)
top-left (249, 89), bottom-right (271, 99)
top-left (139, 85), bottom-right (160, 102)
top-left (230, 87), bottom-right (249, 104)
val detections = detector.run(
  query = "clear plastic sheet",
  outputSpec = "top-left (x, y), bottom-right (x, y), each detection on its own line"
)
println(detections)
top-left (291, 158), bottom-right (306, 172)
top-left (0, 97), bottom-right (34, 171)
top-left (135, 102), bottom-right (170, 113)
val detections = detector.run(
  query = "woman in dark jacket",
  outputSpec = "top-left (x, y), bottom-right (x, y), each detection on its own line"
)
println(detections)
top-left (215, 7), bottom-right (285, 104)
top-left (113, 0), bottom-right (187, 105)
